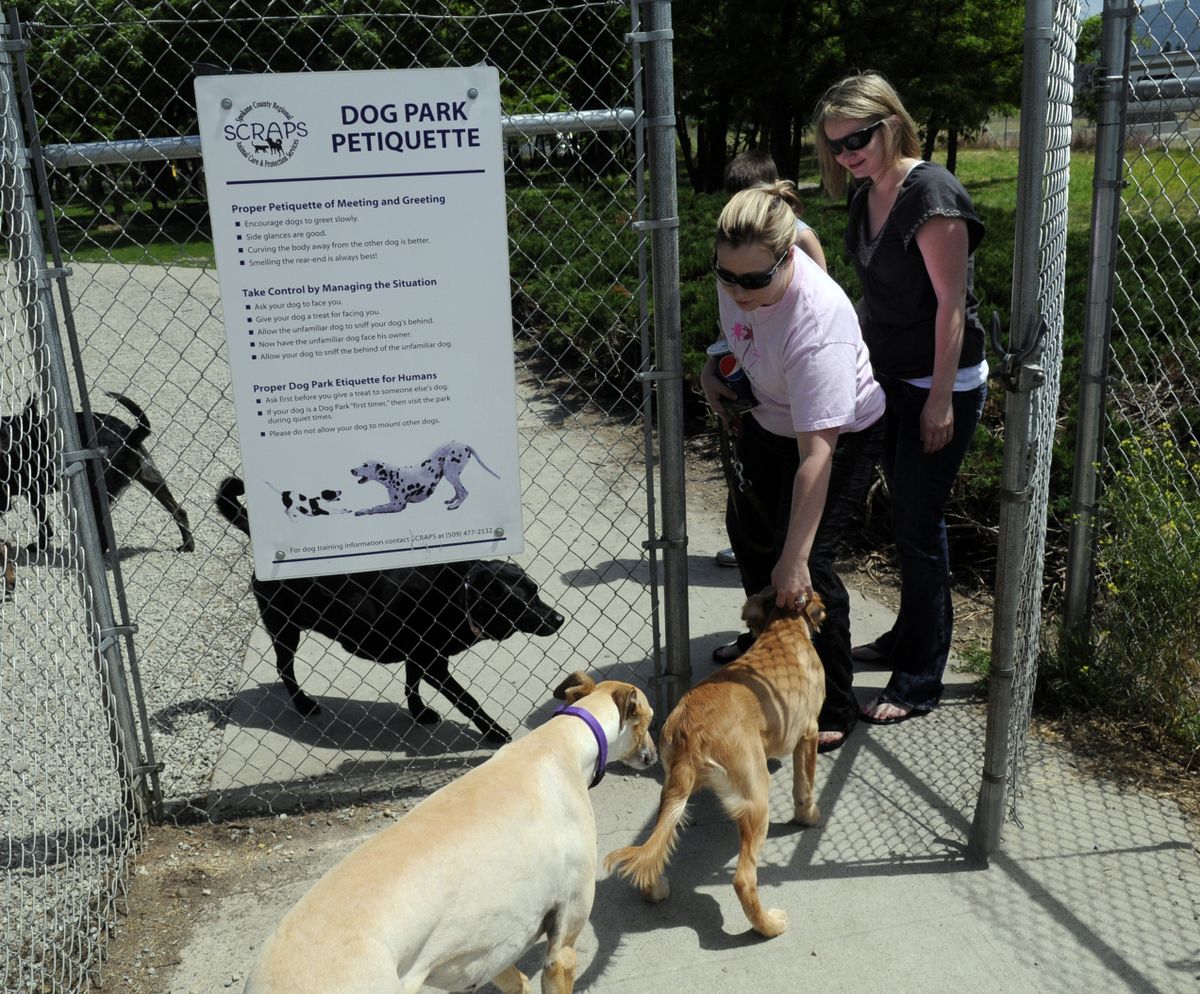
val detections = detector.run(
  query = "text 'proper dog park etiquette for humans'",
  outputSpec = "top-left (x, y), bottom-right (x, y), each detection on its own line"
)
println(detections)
top-left (195, 68), bottom-right (525, 581)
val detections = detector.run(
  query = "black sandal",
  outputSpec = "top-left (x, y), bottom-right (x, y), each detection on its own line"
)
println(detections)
top-left (850, 640), bottom-right (889, 663)
top-left (712, 631), bottom-right (755, 664)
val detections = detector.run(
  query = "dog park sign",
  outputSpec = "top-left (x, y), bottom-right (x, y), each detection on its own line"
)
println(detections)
top-left (195, 68), bottom-right (525, 580)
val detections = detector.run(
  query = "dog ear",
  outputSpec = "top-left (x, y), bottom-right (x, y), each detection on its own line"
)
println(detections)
top-left (741, 586), bottom-right (775, 635)
top-left (803, 593), bottom-right (827, 635)
top-left (611, 685), bottom-right (642, 725)
top-left (553, 671), bottom-right (595, 702)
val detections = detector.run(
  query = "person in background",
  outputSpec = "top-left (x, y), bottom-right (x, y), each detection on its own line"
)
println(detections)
top-left (701, 182), bottom-right (885, 753)
top-left (713, 149), bottom-right (827, 570)
top-left (813, 71), bottom-right (988, 726)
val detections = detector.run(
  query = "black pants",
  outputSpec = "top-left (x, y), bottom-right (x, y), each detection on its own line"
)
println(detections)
top-left (725, 413), bottom-right (885, 735)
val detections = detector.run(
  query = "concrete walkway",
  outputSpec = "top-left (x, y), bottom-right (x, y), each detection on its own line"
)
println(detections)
top-left (166, 487), bottom-right (1200, 994)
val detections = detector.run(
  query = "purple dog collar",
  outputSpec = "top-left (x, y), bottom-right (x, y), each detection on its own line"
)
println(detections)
top-left (554, 705), bottom-right (608, 788)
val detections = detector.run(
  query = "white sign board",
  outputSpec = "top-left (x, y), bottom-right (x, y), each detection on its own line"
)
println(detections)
top-left (194, 67), bottom-right (524, 580)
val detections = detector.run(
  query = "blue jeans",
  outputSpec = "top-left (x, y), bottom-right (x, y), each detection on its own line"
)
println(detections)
top-left (726, 413), bottom-right (885, 735)
top-left (871, 377), bottom-right (986, 712)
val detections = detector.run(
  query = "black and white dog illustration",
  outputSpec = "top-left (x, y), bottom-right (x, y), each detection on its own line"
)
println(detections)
top-left (266, 481), bottom-right (347, 519)
top-left (0, 391), bottom-right (194, 554)
top-left (351, 441), bottom-right (500, 516)
top-left (216, 476), bottom-right (565, 744)
top-left (284, 489), bottom-right (343, 518)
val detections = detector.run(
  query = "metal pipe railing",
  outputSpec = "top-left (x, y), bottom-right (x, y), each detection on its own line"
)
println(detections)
top-left (968, 0), bottom-right (1057, 861)
top-left (1063, 0), bottom-right (1137, 642)
top-left (41, 109), bottom-right (637, 168)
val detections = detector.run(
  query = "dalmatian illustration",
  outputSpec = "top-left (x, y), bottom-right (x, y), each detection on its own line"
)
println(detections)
top-left (265, 480), bottom-right (348, 519)
top-left (351, 441), bottom-right (500, 516)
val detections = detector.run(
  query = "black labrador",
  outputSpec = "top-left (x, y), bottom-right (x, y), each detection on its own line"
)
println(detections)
top-left (216, 476), bottom-right (565, 744)
top-left (0, 391), bottom-right (194, 554)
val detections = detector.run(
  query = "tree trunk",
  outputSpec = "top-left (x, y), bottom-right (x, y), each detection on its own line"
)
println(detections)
top-left (923, 113), bottom-right (942, 161)
top-left (946, 124), bottom-right (959, 174)
top-left (699, 101), bottom-right (731, 192)
top-left (677, 111), bottom-right (699, 193)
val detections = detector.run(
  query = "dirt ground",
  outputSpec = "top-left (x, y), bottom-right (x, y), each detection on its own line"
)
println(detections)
top-left (94, 804), bottom-right (412, 992)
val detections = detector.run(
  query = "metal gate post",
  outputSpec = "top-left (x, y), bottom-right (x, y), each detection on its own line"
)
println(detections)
top-left (634, 0), bottom-right (689, 716)
top-left (1062, 0), bottom-right (1136, 644)
top-left (968, 0), bottom-right (1056, 861)
top-left (0, 12), bottom-right (152, 819)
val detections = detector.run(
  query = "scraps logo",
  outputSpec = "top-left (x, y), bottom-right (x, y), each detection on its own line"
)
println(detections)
top-left (223, 100), bottom-right (308, 167)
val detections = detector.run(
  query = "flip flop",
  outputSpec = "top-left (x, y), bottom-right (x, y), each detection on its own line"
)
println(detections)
top-left (859, 699), bottom-right (930, 726)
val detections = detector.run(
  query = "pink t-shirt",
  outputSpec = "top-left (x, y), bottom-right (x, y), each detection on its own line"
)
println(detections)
top-left (717, 247), bottom-right (884, 437)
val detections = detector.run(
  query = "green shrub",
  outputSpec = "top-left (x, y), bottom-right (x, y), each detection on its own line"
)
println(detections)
top-left (1043, 429), bottom-right (1200, 751)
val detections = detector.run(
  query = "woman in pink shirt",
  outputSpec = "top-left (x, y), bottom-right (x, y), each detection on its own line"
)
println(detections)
top-left (701, 182), bottom-right (886, 752)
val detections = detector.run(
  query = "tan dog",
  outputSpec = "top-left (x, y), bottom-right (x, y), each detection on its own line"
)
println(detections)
top-left (244, 672), bottom-right (656, 994)
top-left (606, 588), bottom-right (826, 938)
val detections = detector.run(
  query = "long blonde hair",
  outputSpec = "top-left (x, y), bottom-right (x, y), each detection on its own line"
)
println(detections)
top-left (812, 72), bottom-right (921, 198)
top-left (714, 181), bottom-right (803, 261)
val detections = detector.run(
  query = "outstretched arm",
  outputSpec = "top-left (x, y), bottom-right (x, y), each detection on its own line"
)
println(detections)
top-left (771, 426), bottom-right (838, 608)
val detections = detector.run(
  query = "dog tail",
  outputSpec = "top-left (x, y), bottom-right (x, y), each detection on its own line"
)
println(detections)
top-left (104, 391), bottom-right (152, 450)
top-left (216, 476), bottom-right (250, 536)
top-left (604, 757), bottom-right (697, 892)
top-left (464, 444), bottom-right (501, 480)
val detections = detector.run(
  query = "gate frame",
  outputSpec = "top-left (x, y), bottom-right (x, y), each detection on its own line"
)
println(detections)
top-left (2, 8), bottom-right (155, 818)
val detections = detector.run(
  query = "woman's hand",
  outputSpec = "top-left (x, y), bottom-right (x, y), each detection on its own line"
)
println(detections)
top-left (700, 356), bottom-right (739, 428)
top-left (772, 554), bottom-right (813, 610)
top-left (920, 392), bottom-right (955, 453)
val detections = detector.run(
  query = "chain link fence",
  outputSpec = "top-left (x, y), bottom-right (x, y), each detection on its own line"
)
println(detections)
top-left (2, 24), bottom-right (143, 993)
top-left (971, 0), bottom-right (1078, 853)
top-left (1064, 0), bottom-right (1200, 748)
top-left (15, 0), bottom-right (1193, 986)
top-left (4, 1), bottom-right (680, 989)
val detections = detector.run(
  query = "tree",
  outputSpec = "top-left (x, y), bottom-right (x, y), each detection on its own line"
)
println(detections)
top-left (876, 0), bottom-right (1023, 172)
top-left (672, 0), bottom-right (1025, 189)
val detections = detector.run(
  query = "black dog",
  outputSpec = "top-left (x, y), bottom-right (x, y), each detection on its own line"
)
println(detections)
top-left (0, 391), bottom-right (194, 555)
top-left (216, 476), bottom-right (565, 744)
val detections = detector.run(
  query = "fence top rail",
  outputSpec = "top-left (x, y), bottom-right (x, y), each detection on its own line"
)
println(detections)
top-left (41, 108), bottom-right (638, 168)
top-left (1131, 75), bottom-right (1200, 100)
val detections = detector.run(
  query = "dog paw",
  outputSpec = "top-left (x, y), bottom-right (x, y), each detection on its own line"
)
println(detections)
top-left (410, 703), bottom-right (441, 725)
top-left (792, 803), bottom-right (821, 827)
top-left (481, 725), bottom-right (512, 746)
top-left (177, 539), bottom-right (195, 552)
top-left (642, 876), bottom-right (670, 903)
top-left (756, 908), bottom-right (788, 938)
top-left (293, 695), bottom-right (322, 718)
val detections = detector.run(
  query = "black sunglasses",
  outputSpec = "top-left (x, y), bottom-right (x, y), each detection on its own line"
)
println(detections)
top-left (712, 251), bottom-right (788, 291)
top-left (824, 119), bottom-right (885, 155)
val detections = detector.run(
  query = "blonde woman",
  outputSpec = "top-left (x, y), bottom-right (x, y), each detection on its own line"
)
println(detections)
top-left (712, 149), bottom-right (828, 571)
top-left (700, 182), bottom-right (885, 753)
top-left (813, 72), bottom-right (989, 726)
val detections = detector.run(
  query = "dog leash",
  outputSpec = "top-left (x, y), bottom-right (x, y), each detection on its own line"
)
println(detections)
top-left (717, 403), bottom-right (778, 555)
top-left (462, 577), bottom-right (484, 642)
top-left (553, 706), bottom-right (607, 788)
